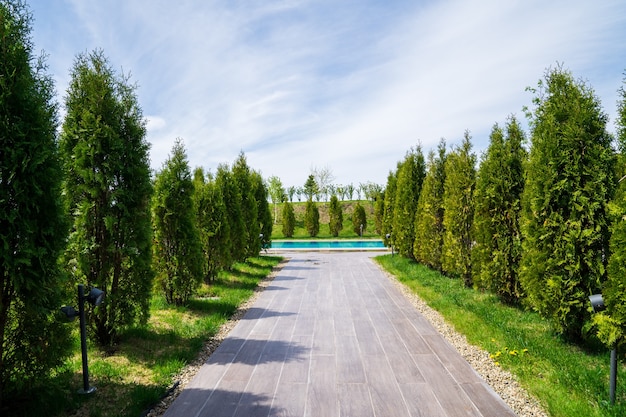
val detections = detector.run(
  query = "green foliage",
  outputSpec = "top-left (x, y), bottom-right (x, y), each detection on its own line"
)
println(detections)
top-left (374, 192), bottom-right (385, 235)
top-left (303, 174), bottom-right (318, 201)
top-left (392, 146), bottom-right (426, 258)
top-left (521, 66), bottom-right (615, 341)
top-left (281, 202), bottom-right (296, 237)
top-left (352, 202), bottom-right (367, 236)
top-left (413, 139), bottom-right (446, 271)
top-left (328, 194), bottom-right (343, 237)
top-left (60, 49), bottom-right (154, 345)
top-left (304, 200), bottom-right (320, 237)
top-left (215, 164), bottom-right (240, 267)
top-left (193, 168), bottom-right (230, 283)
top-left (597, 75), bottom-right (626, 349)
top-left (152, 140), bottom-right (204, 306)
top-left (442, 131), bottom-right (476, 286)
top-left (252, 171), bottom-right (273, 250)
top-left (0, 0), bottom-right (70, 403)
top-left (472, 118), bottom-right (526, 304)
top-left (267, 175), bottom-right (285, 223)
top-left (382, 169), bottom-right (397, 246)
top-left (232, 152), bottom-right (260, 259)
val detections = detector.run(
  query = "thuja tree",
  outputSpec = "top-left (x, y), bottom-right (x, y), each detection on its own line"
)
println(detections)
top-left (392, 146), bottom-right (426, 258)
top-left (472, 118), bottom-right (526, 304)
top-left (442, 131), bottom-right (476, 286)
top-left (252, 171), bottom-right (273, 250)
top-left (0, 0), bottom-right (70, 403)
top-left (413, 139), bottom-right (447, 271)
top-left (382, 168), bottom-right (398, 246)
top-left (282, 202), bottom-right (296, 237)
top-left (193, 168), bottom-right (230, 283)
top-left (61, 50), bottom-right (153, 345)
top-left (216, 163), bottom-right (241, 268)
top-left (521, 66), bottom-right (615, 340)
top-left (305, 200), bottom-right (320, 237)
top-left (352, 202), bottom-right (367, 236)
top-left (592, 75), bottom-right (626, 348)
top-left (232, 152), bottom-right (260, 259)
top-left (152, 140), bottom-right (203, 305)
top-left (329, 194), bottom-right (343, 237)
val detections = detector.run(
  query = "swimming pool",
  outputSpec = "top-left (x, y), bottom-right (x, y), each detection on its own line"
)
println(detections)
top-left (269, 239), bottom-right (387, 250)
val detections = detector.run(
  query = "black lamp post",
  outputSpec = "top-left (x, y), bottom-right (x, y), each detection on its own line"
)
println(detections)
top-left (589, 293), bottom-right (617, 405)
top-left (61, 284), bottom-right (105, 394)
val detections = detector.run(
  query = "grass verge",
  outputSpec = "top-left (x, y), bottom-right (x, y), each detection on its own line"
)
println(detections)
top-left (375, 254), bottom-right (626, 417)
top-left (6, 256), bottom-right (282, 417)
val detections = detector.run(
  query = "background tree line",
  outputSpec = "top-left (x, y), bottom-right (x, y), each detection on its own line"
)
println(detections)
top-left (0, 1), bottom-right (271, 406)
top-left (380, 64), bottom-right (626, 348)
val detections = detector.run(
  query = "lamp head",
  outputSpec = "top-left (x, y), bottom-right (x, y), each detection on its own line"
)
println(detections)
top-left (60, 305), bottom-right (78, 321)
top-left (86, 287), bottom-right (104, 306)
top-left (589, 294), bottom-right (606, 313)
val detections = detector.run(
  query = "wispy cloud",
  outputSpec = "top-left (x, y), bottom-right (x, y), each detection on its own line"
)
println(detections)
top-left (30, 0), bottom-right (626, 187)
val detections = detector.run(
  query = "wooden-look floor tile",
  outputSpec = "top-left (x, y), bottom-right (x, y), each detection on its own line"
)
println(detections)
top-left (162, 253), bottom-right (516, 417)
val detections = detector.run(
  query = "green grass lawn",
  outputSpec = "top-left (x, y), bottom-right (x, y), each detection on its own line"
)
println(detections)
top-left (375, 254), bottom-right (626, 417)
top-left (6, 256), bottom-right (282, 417)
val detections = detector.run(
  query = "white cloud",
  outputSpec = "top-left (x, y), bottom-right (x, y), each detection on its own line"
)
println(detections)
top-left (28, 0), bottom-right (626, 188)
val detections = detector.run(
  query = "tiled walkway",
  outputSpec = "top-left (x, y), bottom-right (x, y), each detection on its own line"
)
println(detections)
top-left (162, 252), bottom-right (516, 417)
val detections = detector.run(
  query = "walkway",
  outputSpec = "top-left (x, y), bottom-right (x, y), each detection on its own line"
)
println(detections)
top-left (162, 252), bottom-right (516, 417)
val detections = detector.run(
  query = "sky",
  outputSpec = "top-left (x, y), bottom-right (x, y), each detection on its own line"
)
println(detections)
top-left (27, 0), bottom-right (626, 189)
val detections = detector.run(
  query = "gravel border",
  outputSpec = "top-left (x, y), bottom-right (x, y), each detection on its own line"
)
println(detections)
top-left (147, 256), bottom-right (548, 417)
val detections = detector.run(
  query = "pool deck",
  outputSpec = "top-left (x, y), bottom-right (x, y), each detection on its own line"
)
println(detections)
top-left (162, 252), bottom-right (515, 417)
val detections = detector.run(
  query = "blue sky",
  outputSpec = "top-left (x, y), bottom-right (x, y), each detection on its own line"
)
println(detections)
top-left (28, 0), bottom-right (626, 188)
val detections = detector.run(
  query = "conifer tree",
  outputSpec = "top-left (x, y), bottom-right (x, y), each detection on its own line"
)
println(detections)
top-left (304, 175), bottom-right (318, 201)
top-left (442, 131), bottom-right (476, 286)
top-left (352, 202), bottom-right (367, 236)
top-left (61, 49), bottom-right (153, 345)
top-left (329, 194), bottom-right (343, 237)
top-left (392, 146), bottom-right (426, 258)
top-left (472, 118), bottom-right (526, 303)
top-left (521, 66), bottom-right (615, 340)
top-left (282, 202), bottom-right (296, 237)
top-left (0, 0), bottom-right (70, 402)
top-left (193, 168), bottom-right (229, 283)
top-left (232, 152), bottom-right (260, 259)
top-left (152, 140), bottom-right (203, 305)
top-left (382, 168), bottom-right (398, 247)
top-left (305, 200), bottom-right (320, 237)
top-left (252, 171), bottom-right (273, 250)
top-left (216, 163), bottom-right (244, 265)
top-left (413, 139), bottom-right (446, 271)
top-left (595, 74), bottom-right (626, 349)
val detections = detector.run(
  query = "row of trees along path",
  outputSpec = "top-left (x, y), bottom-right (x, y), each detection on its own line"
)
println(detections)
top-left (0, 1), bottom-right (271, 408)
top-left (381, 65), bottom-right (626, 349)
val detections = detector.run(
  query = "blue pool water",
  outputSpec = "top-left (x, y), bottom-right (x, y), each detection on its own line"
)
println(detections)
top-left (270, 240), bottom-right (386, 249)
